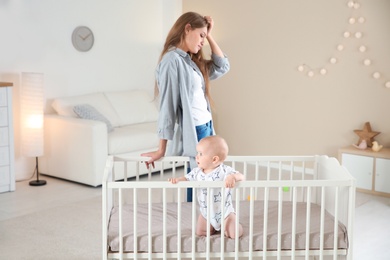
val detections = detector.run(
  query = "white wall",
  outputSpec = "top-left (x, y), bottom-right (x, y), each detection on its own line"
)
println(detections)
top-left (0, 0), bottom-right (182, 180)
top-left (183, 0), bottom-right (390, 157)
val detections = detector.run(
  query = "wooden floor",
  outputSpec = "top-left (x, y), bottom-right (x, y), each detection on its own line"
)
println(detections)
top-left (1, 175), bottom-right (390, 259)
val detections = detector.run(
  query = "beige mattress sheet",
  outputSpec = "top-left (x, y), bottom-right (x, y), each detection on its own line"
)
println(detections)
top-left (108, 200), bottom-right (348, 253)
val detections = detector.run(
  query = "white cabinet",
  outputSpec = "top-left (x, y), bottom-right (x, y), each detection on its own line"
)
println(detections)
top-left (375, 158), bottom-right (390, 194)
top-left (0, 83), bottom-right (15, 193)
top-left (339, 146), bottom-right (390, 196)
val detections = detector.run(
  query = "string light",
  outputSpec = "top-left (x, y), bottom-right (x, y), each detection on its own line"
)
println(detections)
top-left (297, 0), bottom-right (389, 89)
top-left (359, 45), bottom-right (366, 52)
top-left (373, 72), bottom-right (381, 79)
top-left (363, 59), bottom-right (371, 66)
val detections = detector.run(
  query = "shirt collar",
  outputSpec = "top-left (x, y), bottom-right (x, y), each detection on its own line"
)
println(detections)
top-left (173, 47), bottom-right (190, 58)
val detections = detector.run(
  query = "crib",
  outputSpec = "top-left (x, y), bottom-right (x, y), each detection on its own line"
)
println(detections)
top-left (103, 155), bottom-right (355, 260)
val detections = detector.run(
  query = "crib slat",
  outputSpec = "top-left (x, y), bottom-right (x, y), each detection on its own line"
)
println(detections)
top-left (235, 190), bottom-right (240, 260)
top-left (119, 188), bottom-right (123, 260)
top-left (254, 161), bottom-right (259, 200)
top-left (333, 187), bottom-right (339, 260)
top-left (206, 187), bottom-right (211, 259)
top-left (263, 187), bottom-right (269, 259)
top-left (305, 187), bottom-right (312, 260)
top-left (320, 187), bottom-right (326, 260)
top-left (220, 187), bottom-right (225, 260)
top-left (277, 174), bottom-right (283, 260)
top-left (347, 184), bottom-right (356, 260)
top-left (291, 187), bottom-right (297, 260)
top-left (177, 188), bottom-right (182, 260)
top-left (191, 188), bottom-right (196, 260)
top-left (163, 187), bottom-right (167, 260)
top-left (248, 187), bottom-right (254, 259)
top-left (133, 188), bottom-right (138, 260)
top-left (148, 188), bottom-right (152, 260)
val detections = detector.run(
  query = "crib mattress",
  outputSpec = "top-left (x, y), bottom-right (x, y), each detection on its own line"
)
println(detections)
top-left (107, 200), bottom-right (348, 253)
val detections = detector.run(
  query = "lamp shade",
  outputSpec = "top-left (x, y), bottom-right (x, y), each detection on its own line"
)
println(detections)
top-left (20, 72), bottom-right (44, 157)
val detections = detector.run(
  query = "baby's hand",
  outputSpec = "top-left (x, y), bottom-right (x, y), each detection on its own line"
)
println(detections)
top-left (168, 178), bottom-right (180, 184)
top-left (225, 175), bottom-right (236, 188)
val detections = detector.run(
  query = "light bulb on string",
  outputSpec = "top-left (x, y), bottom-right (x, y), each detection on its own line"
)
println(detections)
top-left (385, 81), bottom-right (390, 88)
top-left (349, 17), bottom-right (356, 24)
top-left (372, 72), bottom-right (381, 79)
top-left (363, 59), bottom-right (371, 66)
top-left (358, 17), bottom-right (365, 23)
top-left (320, 68), bottom-right (327, 75)
top-left (337, 44), bottom-right (344, 51)
top-left (330, 57), bottom-right (338, 64)
top-left (354, 3), bottom-right (360, 9)
top-left (347, 1), bottom-right (355, 8)
top-left (307, 71), bottom-right (314, 77)
top-left (355, 32), bottom-right (363, 39)
top-left (343, 31), bottom-right (351, 38)
top-left (359, 45), bottom-right (367, 52)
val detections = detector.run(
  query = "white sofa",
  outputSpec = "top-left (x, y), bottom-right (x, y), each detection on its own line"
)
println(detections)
top-left (40, 89), bottom-right (160, 187)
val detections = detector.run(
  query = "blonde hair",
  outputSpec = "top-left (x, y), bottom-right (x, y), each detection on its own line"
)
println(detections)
top-left (155, 12), bottom-right (213, 103)
top-left (199, 135), bottom-right (229, 161)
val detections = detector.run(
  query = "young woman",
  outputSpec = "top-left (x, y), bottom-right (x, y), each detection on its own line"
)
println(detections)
top-left (142, 12), bottom-right (230, 200)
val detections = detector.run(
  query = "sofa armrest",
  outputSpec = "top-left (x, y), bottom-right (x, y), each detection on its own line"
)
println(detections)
top-left (40, 114), bottom-right (108, 186)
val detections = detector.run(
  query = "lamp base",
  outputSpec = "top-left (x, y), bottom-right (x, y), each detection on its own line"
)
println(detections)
top-left (29, 180), bottom-right (47, 186)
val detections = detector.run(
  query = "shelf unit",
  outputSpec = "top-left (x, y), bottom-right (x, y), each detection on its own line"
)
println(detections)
top-left (339, 145), bottom-right (390, 197)
top-left (0, 82), bottom-right (15, 193)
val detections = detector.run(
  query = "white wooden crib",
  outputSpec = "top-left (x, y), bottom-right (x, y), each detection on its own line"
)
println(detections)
top-left (103, 155), bottom-right (355, 260)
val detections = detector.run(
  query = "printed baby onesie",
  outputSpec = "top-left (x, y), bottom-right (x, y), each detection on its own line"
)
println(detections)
top-left (185, 164), bottom-right (238, 231)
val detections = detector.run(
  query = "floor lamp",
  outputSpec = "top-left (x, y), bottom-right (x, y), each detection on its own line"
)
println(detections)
top-left (21, 72), bottom-right (46, 186)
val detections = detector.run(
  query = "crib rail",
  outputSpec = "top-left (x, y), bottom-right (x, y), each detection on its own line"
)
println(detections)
top-left (103, 155), bottom-right (355, 260)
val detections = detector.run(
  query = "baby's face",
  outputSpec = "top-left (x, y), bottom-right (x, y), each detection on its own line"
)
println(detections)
top-left (195, 142), bottom-right (216, 173)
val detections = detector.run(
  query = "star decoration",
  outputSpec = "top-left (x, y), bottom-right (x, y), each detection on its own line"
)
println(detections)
top-left (353, 122), bottom-right (380, 147)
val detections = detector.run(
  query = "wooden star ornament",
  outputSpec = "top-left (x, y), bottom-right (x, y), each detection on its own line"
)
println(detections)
top-left (354, 122), bottom-right (380, 147)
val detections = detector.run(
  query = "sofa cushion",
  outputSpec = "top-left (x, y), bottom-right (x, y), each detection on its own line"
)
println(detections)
top-left (104, 90), bottom-right (158, 126)
top-left (73, 104), bottom-right (114, 132)
top-left (51, 92), bottom-right (121, 127)
top-left (108, 122), bottom-right (158, 155)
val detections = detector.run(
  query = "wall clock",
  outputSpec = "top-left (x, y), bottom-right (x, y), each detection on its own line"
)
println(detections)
top-left (71, 26), bottom-right (94, 52)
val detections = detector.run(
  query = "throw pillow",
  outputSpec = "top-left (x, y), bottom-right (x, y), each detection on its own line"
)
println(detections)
top-left (73, 104), bottom-right (114, 132)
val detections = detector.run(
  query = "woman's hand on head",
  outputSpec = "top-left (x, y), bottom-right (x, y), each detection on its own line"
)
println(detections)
top-left (204, 16), bottom-right (214, 36)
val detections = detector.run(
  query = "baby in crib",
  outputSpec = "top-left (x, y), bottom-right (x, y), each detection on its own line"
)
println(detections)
top-left (168, 135), bottom-right (244, 239)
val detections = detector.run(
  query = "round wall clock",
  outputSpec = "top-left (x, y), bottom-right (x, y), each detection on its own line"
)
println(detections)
top-left (71, 26), bottom-right (94, 52)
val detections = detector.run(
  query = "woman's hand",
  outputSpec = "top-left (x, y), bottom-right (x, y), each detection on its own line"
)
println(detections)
top-left (140, 150), bottom-right (164, 169)
top-left (204, 16), bottom-right (214, 36)
top-left (204, 15), bottom-right (224, 57)
top-left (141, 139), bottom-right (167, 169)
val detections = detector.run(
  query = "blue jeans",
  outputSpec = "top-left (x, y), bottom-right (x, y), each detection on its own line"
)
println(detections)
top-left (187, 121), bottom-right (213, 202)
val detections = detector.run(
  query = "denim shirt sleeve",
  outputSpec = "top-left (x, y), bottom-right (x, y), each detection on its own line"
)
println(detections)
top-left (155, 53), bottom-right (182, 140)
top-left (209, 53), bottom-right (230, 80)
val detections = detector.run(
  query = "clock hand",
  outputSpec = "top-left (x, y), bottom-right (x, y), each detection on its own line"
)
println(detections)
top-left (78, 33), bottom-right (91, 41)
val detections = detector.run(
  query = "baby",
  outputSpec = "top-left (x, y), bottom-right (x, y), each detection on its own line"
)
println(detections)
top-left (169, 135), bottom-right (244, 239)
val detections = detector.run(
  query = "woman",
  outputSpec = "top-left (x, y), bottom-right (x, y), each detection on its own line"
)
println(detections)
top-left (142, 12), bottom-right (230, 200)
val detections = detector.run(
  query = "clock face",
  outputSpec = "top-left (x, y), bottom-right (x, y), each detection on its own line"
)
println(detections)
top-left (72, 26), bottom-right (94, 52)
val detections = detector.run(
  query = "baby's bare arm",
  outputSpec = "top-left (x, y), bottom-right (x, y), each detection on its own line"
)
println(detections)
top-left (168, 176), bottom-right (187, 184)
